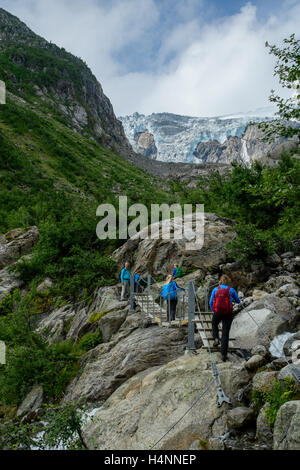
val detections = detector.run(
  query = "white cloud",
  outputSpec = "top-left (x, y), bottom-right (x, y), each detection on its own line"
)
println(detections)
top-left (1, 0), bottom-right (300, 117)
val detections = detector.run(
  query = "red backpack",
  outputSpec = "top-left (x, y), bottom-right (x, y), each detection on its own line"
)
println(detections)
top-left (213, 286), bottom-right (232, 314)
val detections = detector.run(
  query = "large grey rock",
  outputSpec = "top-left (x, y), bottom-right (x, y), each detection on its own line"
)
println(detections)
top-left (283, 331), bottom-right (300, 356)
top-left (17, 385), bottom-right (43, 418)
top-left (275, 283), bottom-right (300, 299)
top-left (98, 308), bottom-right (128, 342)
top-left (265, 275), bottom-right (297, 293)
top-left (278, 364), bottom-right (300, 390)
top-left (245, 355), bottom-right (265, 371)
top-left (252, 290), bottom-right (270, 301)
top-left (37, 284), bottom-right (125, 343)
top-left (230, 295), bottom-right (299, 350)
top-left (63, 325), bottom-right (189, 403)
top-left (251, 345), bottom-right (268, 358)
top-left (83, 351), bottom-right (251, 450)
top-left (226, 407), bottom-right (254, 430)
top-left (37, 304), bottom-right (76, 343)
top-left (273, 401), bottom-right (300, 450)
top-left (255, 403), bottom-right (273, 448)
top-left (0, 226), bottom-right (40, 269)
top-left (252, 371), bottom-right (278, 393)
top-left (0, 265), bottom-right (24, 302)
top-left (113, 213), bottom-right (235, 278)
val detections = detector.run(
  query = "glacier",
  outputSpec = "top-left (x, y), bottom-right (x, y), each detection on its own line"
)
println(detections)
top-left (119, 111), bottom-right (275, 165)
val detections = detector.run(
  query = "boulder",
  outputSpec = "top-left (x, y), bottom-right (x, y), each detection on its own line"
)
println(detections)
top-left (36, 278), bottom-right (54, 293)
top-left (245, 355), bottom-right (265, 371)
top-left (281, 252), bottom-right (294, 259)
top-left (282, 258), bottom-right (296, 273)
top-left (0, 226), bottom-right (40, 269)
top-left (112, 213), bottom-right (235, 278)
top-left (273, 400), bottom-right (300, 450)
top-left (252, 290), bottom-right (270, 301)
top-left (98, 308), bottom-right (128, 342)
top-left (275, 283), bottom-right (300, 299)
top-left (252, 371), bottom-right (278, 393)
top-left (0, 265), bottom-right (24, 302)
top-left (230, 295), bottom-right (299, 350)
top-left (251, 345), bottom-right (268, 358)
top-left (264, 275), bottom-right (297, 293)
top-left (82, 351), bottom-right (251, 450)
top-left (278, 364), bottom-right (300, 390)
top-left (63, 325), bottom-right (189, 404)
top-left (255, 403), bottom-right (273, 448)
top-left (283, 331), bottom-right (300, 356)
top-left (37, 284), bottom-right (125, 343)
top-left (226, 406), bottom-right (254, 430)
top-left (265, 253), bottom-right (282, 267)
top-left (37, 304), bottom-right (76, 343)
top-left (16, 385), bottom-right (43, 419)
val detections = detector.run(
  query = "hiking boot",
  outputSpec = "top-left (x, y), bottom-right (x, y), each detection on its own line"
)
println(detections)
top-left (213, 338), bottom-right (220, 348)
top-left (221, 355), bottom-right (227, 362)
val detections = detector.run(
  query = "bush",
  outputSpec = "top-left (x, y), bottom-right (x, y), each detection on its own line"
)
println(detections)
top-left (228, 223), bottom-right (275, 264)
top-left (251, 378), bottom-right (300, 427)
top-left (75, 330), bottom-right (102, 353)
top-left (0, 294), bottom-right (80, 405)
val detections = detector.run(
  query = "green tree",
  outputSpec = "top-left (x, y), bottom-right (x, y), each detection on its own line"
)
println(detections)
top-left (259, 34), bottom-right (300, 140)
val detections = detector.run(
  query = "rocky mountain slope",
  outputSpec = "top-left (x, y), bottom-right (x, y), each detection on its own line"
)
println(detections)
top-left (1, 220), bottom-right (299, 450)
top-left (0, 8), bottom-right (133, 159)
top-left (120, 111), bottom-right (298, 166)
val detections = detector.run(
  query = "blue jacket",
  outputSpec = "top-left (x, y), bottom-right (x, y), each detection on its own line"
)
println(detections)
top-left (121, 267), bottom-right (130, 283)
top-left (160, 281), bottom-right (185, 300)
top-left (209, 284), bottom-right (240, 312)
top-left (134, 273), bottom-right (140, 284)
top-left (173, 268), bottom-right (177, 277)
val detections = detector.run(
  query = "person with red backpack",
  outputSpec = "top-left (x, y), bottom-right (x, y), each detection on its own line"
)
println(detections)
top-left (209, 274), bottom-right (240, 362)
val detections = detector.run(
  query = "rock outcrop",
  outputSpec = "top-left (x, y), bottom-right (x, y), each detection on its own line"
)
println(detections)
top-left (0, 226), bottom-right (40, 269)
top-left (63, 321), bottom-right (188, 404)
top-left (113, 212), bottom-right (235, 278)
top-left (134, 131), bottom-right (157, 159)
top-left (82, 351), bottom-right (251, 450)
top-left (16, 385), bottom-right (44, 422)
top-left (230, 295), bottom-right (299, 350)
top-left (273, 401), bottom-right (300, 450)
top-left (0, 226), bottom-right (40, 301)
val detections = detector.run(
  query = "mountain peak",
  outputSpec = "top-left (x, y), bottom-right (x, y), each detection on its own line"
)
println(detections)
top-left (0, 8), bottom-right (133, 158)
top-left (0, 8), bottom-right (40, 43)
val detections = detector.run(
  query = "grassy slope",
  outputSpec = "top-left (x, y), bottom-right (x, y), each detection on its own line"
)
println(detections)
top-left (0, 95), bottom-right (175, 295)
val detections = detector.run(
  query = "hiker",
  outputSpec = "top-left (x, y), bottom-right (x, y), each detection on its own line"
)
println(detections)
top-left (172, 264), bottom-right (178, 278)
top-left (134, 272), bottom-right (142, 293)
top-left (120, 261), bottom-right (131, 300)
top-left (161, 274), bottom-right (185, 322)
top-left (209, 274), bottom-right (240, 362)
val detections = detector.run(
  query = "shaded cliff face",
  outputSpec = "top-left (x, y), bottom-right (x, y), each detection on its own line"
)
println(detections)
top-left (0, 8), bottom-right (132, 158)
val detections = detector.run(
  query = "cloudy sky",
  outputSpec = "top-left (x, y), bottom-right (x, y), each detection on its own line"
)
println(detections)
top-left (1, 0), bottom-right (299, 117)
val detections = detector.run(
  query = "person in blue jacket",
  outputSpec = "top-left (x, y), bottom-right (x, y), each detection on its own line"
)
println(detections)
top-left (120, 261), bottom-right (131, 300)
top-left (209, 274), bottom-right (240, 362)
top-left (161, 274), bottom-right (185, 321)
top-left (172, 264), bottom-right (178, 278)
top-left (134, 272), bottom-right (142, 293)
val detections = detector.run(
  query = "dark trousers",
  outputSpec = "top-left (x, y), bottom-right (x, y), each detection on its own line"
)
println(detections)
top-left (212, 313), bottom-right (234, 357)
top-left (167, 298), bottom-right (178, 321)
